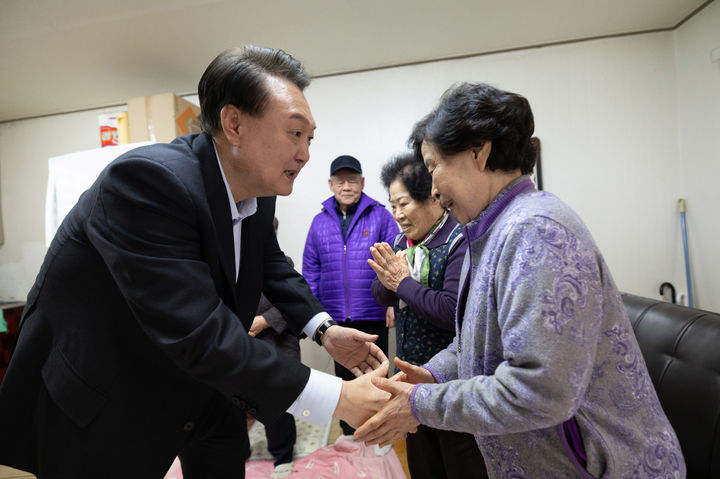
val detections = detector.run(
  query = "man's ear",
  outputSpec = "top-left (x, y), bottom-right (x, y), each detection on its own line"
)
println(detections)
top-left (328, 178), bottom-right (334, 192)
top-left (360, 176), bottom-right (365, 190)
top-left (219, 104), bottom-right (243, 146)
top-left (471, 141), bottom-right (492, 171)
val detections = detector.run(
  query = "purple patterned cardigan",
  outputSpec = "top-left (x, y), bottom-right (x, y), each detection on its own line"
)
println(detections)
top-left (410, 176), bottom-right (686, 478)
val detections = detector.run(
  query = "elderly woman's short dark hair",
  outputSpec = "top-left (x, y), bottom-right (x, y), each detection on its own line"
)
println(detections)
top-left (410, 82), bottom-right (537, 175)
top-left (198, 46), bottom-right (311, 135)
top-left (380, 152), bottom-right (433, 202)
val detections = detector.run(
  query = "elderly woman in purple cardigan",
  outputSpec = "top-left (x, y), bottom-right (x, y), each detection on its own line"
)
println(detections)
top-left (369, 153), bottom-right (487, 479)
top-left (355, 82), bottom-right (686, 478)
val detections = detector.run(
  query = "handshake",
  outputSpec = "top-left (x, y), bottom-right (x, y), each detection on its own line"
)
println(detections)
top-left (333, 356), bottom-right (436, 447)
top-left (315, 320), bottom-right (437, 447)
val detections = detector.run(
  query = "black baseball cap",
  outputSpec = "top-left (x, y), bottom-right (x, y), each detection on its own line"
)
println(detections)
top-left (330, 155), bottom-right (362, 175)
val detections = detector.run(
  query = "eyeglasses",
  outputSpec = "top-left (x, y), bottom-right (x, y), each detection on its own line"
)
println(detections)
top-left (332, 178), bottom-right (362, 186)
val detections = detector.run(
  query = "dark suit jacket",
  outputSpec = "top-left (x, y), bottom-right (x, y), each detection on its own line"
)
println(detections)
top-left (0, 133), bottom-right (324, 475)
top-left (256, 256), bottom-right (301, 361)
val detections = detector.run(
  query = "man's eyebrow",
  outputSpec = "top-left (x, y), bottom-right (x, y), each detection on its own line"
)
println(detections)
top-left (289, 113), bottom-right (316, 130)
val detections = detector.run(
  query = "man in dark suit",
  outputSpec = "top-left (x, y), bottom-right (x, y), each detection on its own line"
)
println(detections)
top-left (0, 46), bottom-right (389, 479)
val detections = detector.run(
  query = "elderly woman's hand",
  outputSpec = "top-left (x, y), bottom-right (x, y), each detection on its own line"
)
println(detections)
top-left (369, 242), bottom-right (411, 292)
top-left (389, 357), bottom-right (436, 385)
top-left (353, 376), bottom-right (419, 447)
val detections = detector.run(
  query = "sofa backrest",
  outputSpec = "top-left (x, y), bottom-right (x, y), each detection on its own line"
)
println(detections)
top-left (622, 293), bottom-right (720, 478)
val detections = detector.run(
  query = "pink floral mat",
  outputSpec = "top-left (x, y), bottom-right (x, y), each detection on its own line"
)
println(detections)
top-left (164, 439), bottom-right (407, 478)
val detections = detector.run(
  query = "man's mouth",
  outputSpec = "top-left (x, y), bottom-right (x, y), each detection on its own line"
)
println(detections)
top-left (284, 169), bottom-right (298, 179)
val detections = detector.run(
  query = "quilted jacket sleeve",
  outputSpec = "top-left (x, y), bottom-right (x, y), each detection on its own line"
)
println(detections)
top-left (302, 217), bottom-right (321, 298)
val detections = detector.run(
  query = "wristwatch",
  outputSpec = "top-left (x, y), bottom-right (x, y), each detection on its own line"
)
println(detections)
top-left (313, 319), bottom-right (338, 345)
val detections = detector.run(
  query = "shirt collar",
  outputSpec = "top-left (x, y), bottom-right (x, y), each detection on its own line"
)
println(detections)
top-left (212, 140), bottom-right (257, 223)
top-left (334, 198), bottom-right (359, 216)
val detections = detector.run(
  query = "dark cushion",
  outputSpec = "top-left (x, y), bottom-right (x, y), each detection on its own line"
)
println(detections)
top-left (622, 293), bottom-right (720, 479)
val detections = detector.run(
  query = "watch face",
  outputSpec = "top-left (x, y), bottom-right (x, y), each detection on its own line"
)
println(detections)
top-left (315, 320), bottom-right (335, 344)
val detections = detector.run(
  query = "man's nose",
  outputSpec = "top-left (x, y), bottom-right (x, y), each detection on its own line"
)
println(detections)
top-left (297, 143), bottom-right (310, 165)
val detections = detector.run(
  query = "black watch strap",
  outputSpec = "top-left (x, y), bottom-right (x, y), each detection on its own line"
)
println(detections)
top-left (314, 319), bottom-right (338, 345)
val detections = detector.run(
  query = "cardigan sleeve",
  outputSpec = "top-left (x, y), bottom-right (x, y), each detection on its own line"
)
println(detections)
top-left (412, 216), bottom-right (604, 435)
top-left (422, 334), bottom-right (460, 383)
top-left (371, 277), bottom-right (397, 307)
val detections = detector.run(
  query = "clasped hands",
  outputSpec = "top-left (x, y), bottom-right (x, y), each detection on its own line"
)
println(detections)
top-left (249, 303), bottom-right (429, 446)
top-left (334, 356), bottom-right (437, 448)
top-left (368, 242), bottom-right (410, 292)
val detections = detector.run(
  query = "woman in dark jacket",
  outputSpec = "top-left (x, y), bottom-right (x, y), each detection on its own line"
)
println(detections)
top-left (369, 153), bottom-right (487, 479)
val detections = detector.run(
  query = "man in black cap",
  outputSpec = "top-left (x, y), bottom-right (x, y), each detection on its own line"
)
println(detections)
top-left (303, 155), bottom-right (398, 437)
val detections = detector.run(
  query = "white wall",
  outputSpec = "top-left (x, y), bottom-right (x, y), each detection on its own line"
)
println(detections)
top-left (674, 0), bottom-right (720, 312)
top-left (279, 31), bottom-right (685, 305)
top-left (0, 109), bottom-right (113, 299)
top-left (0, 18), bottom-right (716, 323)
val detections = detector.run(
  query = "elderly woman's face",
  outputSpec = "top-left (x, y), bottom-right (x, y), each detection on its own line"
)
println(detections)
top-left (421, 141), bottom-right (488, 225)
top-left (388, 179), bottom-right (443, 242)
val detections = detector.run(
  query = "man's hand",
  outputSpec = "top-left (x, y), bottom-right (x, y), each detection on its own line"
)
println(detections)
top-left (333, 361), bottom-right (391, 428)
top-left (322, 324), bottom-right (388, 376)
top-left (368, 242), bottom-right (411, 292)
top-left (248, 315), bottom-right (270, 337)
top-left (353, 375), bottom-right (419, 447)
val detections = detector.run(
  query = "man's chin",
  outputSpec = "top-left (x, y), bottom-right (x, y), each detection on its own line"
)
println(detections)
top-left (277, 183), bottom-right (294, 196)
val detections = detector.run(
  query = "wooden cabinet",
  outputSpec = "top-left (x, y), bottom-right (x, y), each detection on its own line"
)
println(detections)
top-left (0, 302), bottom-right (25, 385)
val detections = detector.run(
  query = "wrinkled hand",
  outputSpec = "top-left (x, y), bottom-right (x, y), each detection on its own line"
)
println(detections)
top-left (248, 315), bottom-right (270, 337)
top-left (353, 375), bottom-right (420, 447)
top-left (322, 324), bottom-right (389, 376)
top-left (368, 242), bottom-right (410, 292)
top-left (389, 357), bottom-right (436, 385)
top-left (385, 307), bottom-right (395, 328)
top-left (333, 360), bottom-right (391, 428)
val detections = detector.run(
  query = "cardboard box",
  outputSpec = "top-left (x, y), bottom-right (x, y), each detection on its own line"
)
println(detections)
top-left (128, 93), bottom-right (201, 143)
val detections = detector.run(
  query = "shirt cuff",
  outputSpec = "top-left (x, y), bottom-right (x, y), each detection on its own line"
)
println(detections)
top-left (286, 369), bottom-right (342, 426)
top-left (303, 312), bottom-right (332, 340)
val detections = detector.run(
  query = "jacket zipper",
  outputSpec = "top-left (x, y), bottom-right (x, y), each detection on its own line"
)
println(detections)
top-left (343, 242), bottom-right (350, 321)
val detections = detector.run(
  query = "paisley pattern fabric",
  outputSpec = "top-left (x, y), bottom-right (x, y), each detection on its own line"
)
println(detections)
top-left (412, 176), bottom-right (685, 478)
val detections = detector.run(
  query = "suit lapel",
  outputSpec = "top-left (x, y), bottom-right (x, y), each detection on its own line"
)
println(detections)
top-left (196, 134), bottom-right (237, 308)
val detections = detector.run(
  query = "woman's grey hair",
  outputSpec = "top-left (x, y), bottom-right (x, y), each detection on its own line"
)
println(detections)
top-left (410, 82), bottom-right (537, 175)
top-left (380, 152), bottom-right (433, 202)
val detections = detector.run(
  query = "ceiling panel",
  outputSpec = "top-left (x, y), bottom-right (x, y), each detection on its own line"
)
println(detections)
top-left (0, 0), bottom-right (709, 122)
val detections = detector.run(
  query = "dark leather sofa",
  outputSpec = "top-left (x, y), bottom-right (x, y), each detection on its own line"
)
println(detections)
top-left (623, 293), bottom-right (720, 478)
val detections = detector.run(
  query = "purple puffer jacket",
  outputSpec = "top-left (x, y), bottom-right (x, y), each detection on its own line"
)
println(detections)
top-left (303, 193), bottom-right (398, 323)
